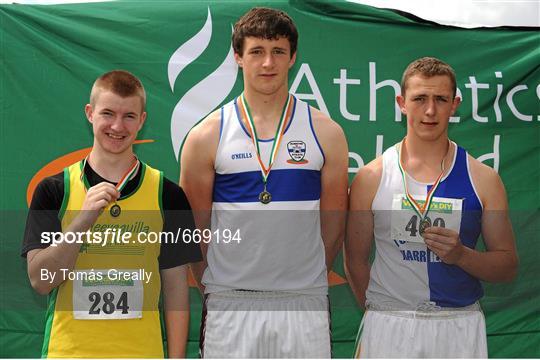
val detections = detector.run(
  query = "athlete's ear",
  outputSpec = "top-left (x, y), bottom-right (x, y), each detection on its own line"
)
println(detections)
top-left (396, 95), bottom-right (407, 115)
top-left (138, 111), bottom-right (147, 131)
top-left (288, 51), bottom-right (297, 69)
top-left (234, 52), bottom-right (243, 68)
top-left (85, 104), bottom-right (93, 123)
top-left (451, 96), bottom-right (461, 115)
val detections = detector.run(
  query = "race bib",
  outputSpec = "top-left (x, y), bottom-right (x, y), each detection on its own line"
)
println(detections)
top-left (72, 269), bottom-right (143, 320)
top-left (391, 194), bottom-right (463, 244)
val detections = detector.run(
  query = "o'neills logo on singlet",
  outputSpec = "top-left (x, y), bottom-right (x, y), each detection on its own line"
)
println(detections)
top-left (231, 152), bottom-right (253, 160)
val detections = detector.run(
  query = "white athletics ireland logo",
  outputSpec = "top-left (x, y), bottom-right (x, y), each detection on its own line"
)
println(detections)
top-left (168, 8), bottom-right (239, 161)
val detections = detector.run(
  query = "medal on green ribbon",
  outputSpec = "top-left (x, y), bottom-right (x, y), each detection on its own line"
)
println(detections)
top-left (81, 155), bottom-right (140, 217)
top-left (396, 140), bottom-right (449, 236)
top-left (238, 93), bottom-right (294, 204)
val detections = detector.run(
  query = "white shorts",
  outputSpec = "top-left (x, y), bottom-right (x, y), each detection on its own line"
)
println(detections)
top-left (200, 290), bottom-right (331, 358)
top-left (354, 302), bottom-right (488, 358)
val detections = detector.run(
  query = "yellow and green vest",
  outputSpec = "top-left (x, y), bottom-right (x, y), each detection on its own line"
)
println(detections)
top-left (42, 160), bottom-right (165, 358)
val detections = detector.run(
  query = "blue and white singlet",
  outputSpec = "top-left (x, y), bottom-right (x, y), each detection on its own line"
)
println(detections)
top-left (368, 143), bottom-right (484, 309)
top-left (202, 96), bottom-right (327, 295)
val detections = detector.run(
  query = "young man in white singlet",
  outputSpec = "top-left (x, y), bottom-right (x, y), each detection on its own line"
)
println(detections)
top-left (345, 57), bottom-right (518, 358)
top-left (180, 7), bottom-right (348, 358)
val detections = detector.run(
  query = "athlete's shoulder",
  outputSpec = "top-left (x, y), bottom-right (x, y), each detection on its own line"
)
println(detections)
top-left (187, 109), bottom-right (221, 143)
top-left (181, 109), bottom-right (221, 163)
top-left (354, 156), bottom-right (383, 189)
top-left (308, 105), bottom-right (348, 161)
top-left (349, 156), bottom-right (383, 207)
top-left (466, 153), bottom-right (507, 209)
top-left (467, 154), bottom-right (507, 210)
top-left (309, 105), bottom-right (344, 137)
top-left (467, 152), bottom-right (501, 185)
top-left (161, 176), bottom-right (191, 211)
top-left (30, 172), bottom-right (65, 211)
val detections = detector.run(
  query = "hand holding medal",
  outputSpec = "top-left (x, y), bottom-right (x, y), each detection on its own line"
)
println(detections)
top-left (396, 139), bottom-right (449, 237)
top-left (79, 156), bottom-right (140, 226)
top-left (77, 182), bottom-right (119, 230)
top-left (106, 157), bottom-right (140, 217)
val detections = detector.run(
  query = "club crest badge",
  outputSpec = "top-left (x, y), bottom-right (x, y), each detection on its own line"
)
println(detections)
top-left (286, 141), bottom-right (309, 164)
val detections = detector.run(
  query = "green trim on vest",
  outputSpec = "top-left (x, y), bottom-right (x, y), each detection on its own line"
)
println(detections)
top-left (41, 287), bottom-right (58, 358)
top-left (158, 170), bottom-right (164, 222)
top-left (48, 161), bottom-right (164, 357)
top-left (79, 160), bottom-right (91, 191)
top-left (78, 160), bottom-right (147, 200)
top-left (119, 162), bottom-right (146, 200)
top-left (58, 167), bottom-right (70, 221)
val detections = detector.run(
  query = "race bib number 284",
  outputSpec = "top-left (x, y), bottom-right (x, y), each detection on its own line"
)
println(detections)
top-left (72, 270), bottom-right (143, 320)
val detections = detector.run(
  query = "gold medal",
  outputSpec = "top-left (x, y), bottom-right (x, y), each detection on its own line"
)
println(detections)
top-left (419, 218), bottom-right (431, 236)
top-left (396, 139), bottom-right (450, 238)
top-left (238, 93), bottom-right (294, 204)
top-left (81, 155), bottom-right (140, 219)
top-left (110, 204), bottom-right (121, 217)
top-left (259, 190), bottom-right (272, 204)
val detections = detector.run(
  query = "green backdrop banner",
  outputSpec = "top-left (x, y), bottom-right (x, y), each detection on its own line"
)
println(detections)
top-left (1, 0), bottom-right (538, 357)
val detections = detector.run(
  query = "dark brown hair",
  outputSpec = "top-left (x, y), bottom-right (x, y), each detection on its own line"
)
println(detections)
top-left (232, 7), bottom-right (298, 57)
top-left (90, 70), bottom-right (146, 111)
top-left (401, 57), bottom-right (457, 98)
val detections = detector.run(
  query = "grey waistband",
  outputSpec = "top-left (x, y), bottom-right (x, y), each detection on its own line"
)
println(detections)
top-left (366, 301), bottom-right (481, 318)
top-left (212, 289), bottom-right (325, 300)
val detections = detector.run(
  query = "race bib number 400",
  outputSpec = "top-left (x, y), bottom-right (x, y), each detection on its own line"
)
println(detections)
top-left (391, 194), bottom-right (463, 244)
top-left (73, 270), bottom-right (143, 320)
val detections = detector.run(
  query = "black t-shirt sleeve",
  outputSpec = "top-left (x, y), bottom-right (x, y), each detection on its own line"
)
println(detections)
top-left (21, 172), bottom-right (64, 257)
top-left (158, 177), bottom-right (203, 270)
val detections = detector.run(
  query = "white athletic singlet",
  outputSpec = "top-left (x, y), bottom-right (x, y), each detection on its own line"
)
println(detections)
top-left (203, 95), bottom-right (327, 295)
top-left (368, 142), bottom-right (484, 309)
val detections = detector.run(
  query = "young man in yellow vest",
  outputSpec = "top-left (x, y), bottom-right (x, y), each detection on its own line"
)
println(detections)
top-left (22, 70), bottom-right (202, 358)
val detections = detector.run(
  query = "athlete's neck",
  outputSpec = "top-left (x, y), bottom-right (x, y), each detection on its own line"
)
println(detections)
top-left (401, 136), bottom-right (453, 182)
top-left (242, 89), bottom-right (289, 138)
top-left (87, 148), bottom-right (137, 183)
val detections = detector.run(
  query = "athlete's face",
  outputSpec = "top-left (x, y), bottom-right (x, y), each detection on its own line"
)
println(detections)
top-left (235, 36), bottom-right (296, 96)
top-left (85, 91), bottom-right (146, 156)
top-left (397, 75), bottom-right (460, 142)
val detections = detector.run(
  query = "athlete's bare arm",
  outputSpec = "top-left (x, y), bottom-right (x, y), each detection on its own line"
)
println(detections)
top-left (344, 157), bottom-right (382, 309)
top-left (26, 182), bottom-right (119, 294)
top-left (423, 156), bottom-right (518, 282)
top-left (179, 111), bottom-right (221, 292)
top-left (161, 265), bottom-right (189, 358)
top-left (310, 107), bottom-right (349, 271)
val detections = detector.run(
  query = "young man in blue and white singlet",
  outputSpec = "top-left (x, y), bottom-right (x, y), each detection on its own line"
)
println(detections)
top-left (345, 57), bottom-right (518, 358)
top-left (180, 7), bottom-right (348, 358)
